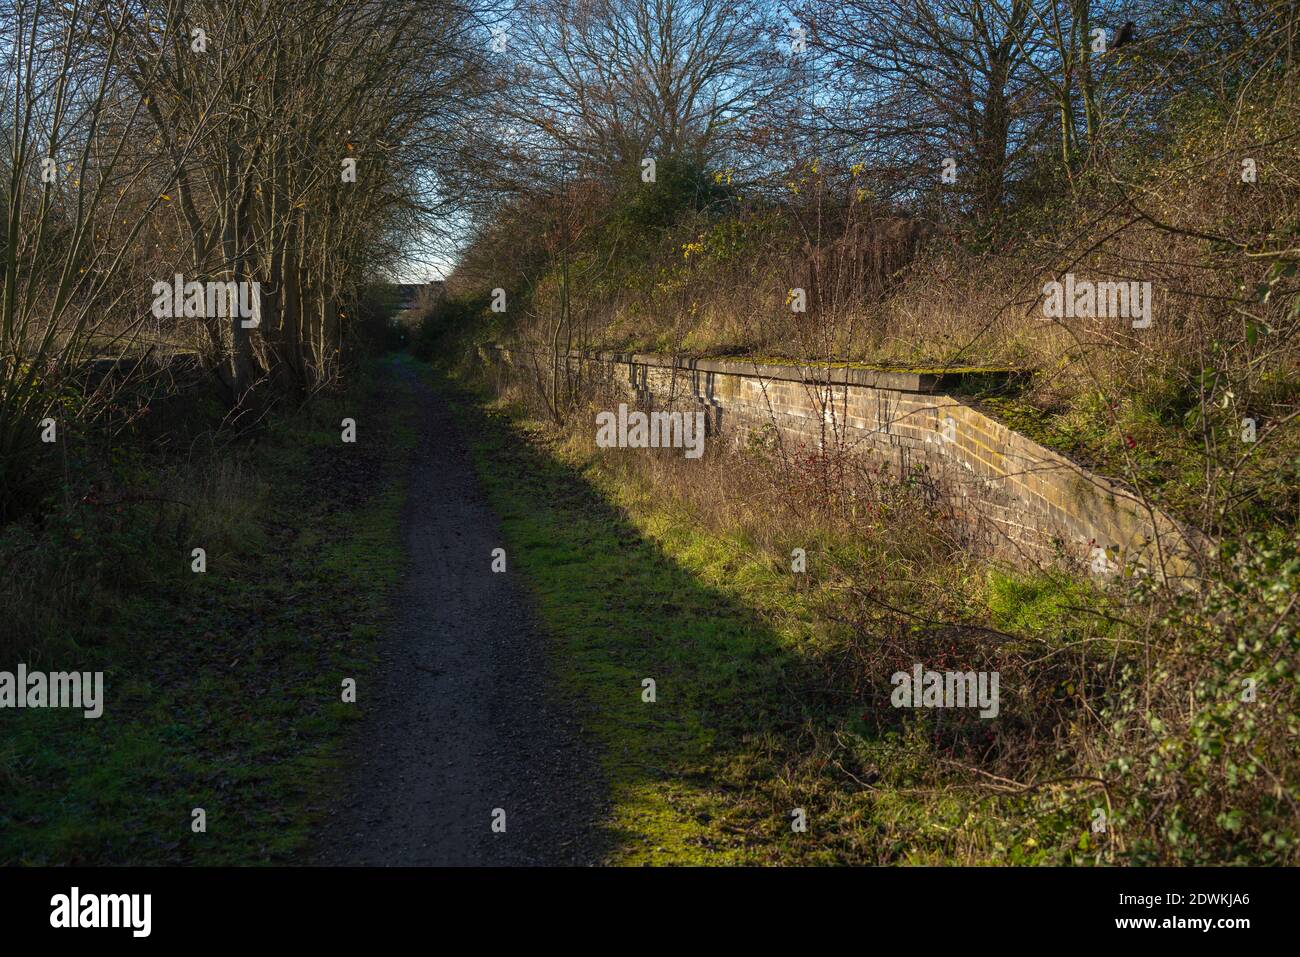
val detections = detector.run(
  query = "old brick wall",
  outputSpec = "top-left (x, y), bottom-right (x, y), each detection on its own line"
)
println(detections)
top-left (489, 346), bottom-right (1204, 580)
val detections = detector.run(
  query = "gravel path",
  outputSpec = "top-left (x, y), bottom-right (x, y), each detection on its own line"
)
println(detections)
top-left (310, 358), bottom-right (607, 865)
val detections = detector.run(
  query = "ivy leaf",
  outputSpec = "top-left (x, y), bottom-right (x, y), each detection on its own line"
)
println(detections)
top-left (1218, 809), bottom-right (1245, 832)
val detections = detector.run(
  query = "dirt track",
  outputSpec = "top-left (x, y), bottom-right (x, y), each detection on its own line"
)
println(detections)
top-left (310, 358), bottom-right (606, 865)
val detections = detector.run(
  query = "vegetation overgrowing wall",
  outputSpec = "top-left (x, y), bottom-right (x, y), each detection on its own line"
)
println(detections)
top-left (490, 346), bottom-right (1204, 578)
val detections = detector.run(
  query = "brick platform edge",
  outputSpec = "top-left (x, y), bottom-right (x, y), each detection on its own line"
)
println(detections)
top-left (485, 345), bottom-right (1207, 582)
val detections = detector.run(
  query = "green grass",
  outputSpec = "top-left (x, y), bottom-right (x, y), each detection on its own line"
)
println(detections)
top-left (437, 369), bottom-right (1103, 865)
top-left (439, 387), bottom-right (809, 863)
top-left (985, 569), bottom-right (1102, 636)
top-left (0, 357), bottom-right (414, 865)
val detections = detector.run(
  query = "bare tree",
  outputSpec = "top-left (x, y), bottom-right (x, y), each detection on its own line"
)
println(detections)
top-left (1, 0), bottom-right (213, 515)
top-left (805, 0), bottom-right (1044, 224)
top-left (496, 0), bottom-right (785, 181)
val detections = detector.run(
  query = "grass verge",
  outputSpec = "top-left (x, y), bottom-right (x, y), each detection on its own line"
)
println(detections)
top-left (0, 356), bottom-right (414, 865)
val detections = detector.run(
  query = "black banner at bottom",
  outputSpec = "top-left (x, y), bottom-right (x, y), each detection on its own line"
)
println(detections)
top-left (0, 866), bottom-right (1276, 943)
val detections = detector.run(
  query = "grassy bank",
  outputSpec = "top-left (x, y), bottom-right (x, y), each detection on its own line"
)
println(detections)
top-left (0, 357), bottom-right (414, 865)
top-left (441, 372), bottom-right (1096, 864)
top-left (440, 351), bottom-right (1299, 865)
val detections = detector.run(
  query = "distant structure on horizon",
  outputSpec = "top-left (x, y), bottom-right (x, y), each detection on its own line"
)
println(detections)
top-left (394, 280), bottom-right (446, 308)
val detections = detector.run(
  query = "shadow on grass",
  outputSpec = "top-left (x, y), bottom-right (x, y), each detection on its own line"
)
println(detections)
top-left (438, 372), bottom-right (881, 865)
